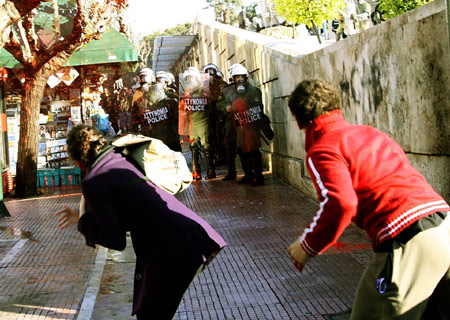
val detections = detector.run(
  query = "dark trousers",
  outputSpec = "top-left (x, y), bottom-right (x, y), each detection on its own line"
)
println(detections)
top-left (190, 139), bottom-right (215, 174)
top-left (238, 149), bottom-right (263, 181)
top-left (224, 118), bottom-right (237, 177)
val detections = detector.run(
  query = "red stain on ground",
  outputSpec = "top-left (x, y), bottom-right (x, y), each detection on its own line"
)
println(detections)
top-left (324, 242), bottom-right (372, 254)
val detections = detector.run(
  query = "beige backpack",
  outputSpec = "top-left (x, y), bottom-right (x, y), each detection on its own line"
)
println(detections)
top-left (112, 134), bottom-right (192, 195)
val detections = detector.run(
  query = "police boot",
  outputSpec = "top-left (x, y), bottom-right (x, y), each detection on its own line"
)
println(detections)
top-left (237, 151), bottom-right (253, 184)
top-left (205, 153), bottom-right (216, 180)
top-left (192, 170), bottom-right (202, 181)
top-left (206, 170), bottom-right (216, 180)
top-left (251, 150), bottom-right (264, 186)
top-left (191, 148), bottom-right (202, 181)
top-left (222, 151), bottom-right (236, 181)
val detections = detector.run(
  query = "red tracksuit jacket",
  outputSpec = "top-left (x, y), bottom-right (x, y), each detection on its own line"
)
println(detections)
top-left (300, 110), bottom-right (449, 256)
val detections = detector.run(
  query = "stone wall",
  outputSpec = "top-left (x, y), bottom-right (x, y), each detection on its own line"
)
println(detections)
top-left (179, 0), bottom-right (450, 202)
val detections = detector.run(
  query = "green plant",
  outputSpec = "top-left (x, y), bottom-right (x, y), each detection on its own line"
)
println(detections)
top-left (379, 0), bottom-right (433, 19)
top-left (272, 0), bottom-right (345, 43)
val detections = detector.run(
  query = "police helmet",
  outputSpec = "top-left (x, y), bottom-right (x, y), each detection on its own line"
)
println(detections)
top-left (230, 64), bottom-right (249, 78)
top-left (203, 63), bottom-right (218, 75)
top-left (183, 67), bottom-right (201, 82)
top-left (228, 63), bottom-right (241, 73)
top-left (166, 72), bottom-right (175, 85)
top-left (138, 68), bottom-right (154, 84)
top-left (155, 71), bottom-right (169, 84)
top-left (231, 64), bottom-right (249, 77)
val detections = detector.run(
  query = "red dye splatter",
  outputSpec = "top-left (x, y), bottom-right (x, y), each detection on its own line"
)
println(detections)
top-left (324, 242), bottom-right (372, 254)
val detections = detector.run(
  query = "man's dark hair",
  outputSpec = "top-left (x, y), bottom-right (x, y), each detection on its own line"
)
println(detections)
top-left (288, 79), bottom-right (341, 129)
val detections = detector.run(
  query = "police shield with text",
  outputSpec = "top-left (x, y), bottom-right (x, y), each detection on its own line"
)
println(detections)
top-left (223, 64), bottom-right (266, 186)
top-left (131, 67), bottom-right (155, 133)
top-left (179, 67), bottom-right (216, 181)
top-left (131, 68), bottom-right (180, 151)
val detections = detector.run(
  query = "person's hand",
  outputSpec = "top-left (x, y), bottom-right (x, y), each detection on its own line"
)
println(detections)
top-left (79, 195), bottom-right (86, 217)
top-left (287, 238), bottom-right (311, 272)
top-left (55, 205), bottom-right (79, 230)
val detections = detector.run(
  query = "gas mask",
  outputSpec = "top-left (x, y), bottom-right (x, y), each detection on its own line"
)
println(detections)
top-left (233, 75), bottom-right (247, 94)
top-left (156, 78), bottom-right (167, 89)
top-left (236, 84), bottom-right (246, 94)
top-left (206, 69), bottom-right (215, 81)
top-left (148, 83), bottom-right (166, 103)
top-left (235, 79), bottom-right (246, 94)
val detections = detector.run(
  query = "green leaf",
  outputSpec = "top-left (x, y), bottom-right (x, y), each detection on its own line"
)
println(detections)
top-left (273, 0), bottom-right (345, 29)
top-left (379, 0), bottom-right (433, 19)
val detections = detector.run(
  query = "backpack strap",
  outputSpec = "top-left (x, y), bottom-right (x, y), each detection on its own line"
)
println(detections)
top-left (86, 146), bottom-right (115, 173)
top-left (122, 176), bottom-right (150, 190)
top-left (113, 145), bottom-right (152, 190)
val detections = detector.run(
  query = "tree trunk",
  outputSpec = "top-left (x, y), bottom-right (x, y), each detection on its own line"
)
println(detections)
top-left (15, 67), bottom-right (53, 198)
top-left (311, 21), bottom-right (322, 44)
top-left (292, 22), bottom-right (295, 39)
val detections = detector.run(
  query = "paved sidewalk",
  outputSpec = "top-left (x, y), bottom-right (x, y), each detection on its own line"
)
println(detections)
top-left (0, 159), bottom-right (372, 319)
top-left (0, 187), bottom-right (96, 319)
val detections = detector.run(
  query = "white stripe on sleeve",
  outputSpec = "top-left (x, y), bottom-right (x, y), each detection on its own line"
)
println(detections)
top-left (299, 157), bottom-right (329, 255)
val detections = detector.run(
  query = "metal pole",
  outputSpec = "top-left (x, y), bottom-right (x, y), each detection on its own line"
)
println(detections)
top-left (0, 85), bottom-right (10, 217)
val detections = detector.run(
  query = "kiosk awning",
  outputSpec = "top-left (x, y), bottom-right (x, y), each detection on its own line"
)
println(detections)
top-left (65, 28), bottom-right (138, 69)
top-left (0, 28), bottom-right (138, 71)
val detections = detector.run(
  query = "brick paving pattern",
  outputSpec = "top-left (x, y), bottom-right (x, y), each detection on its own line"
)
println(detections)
top-left (0, 188), bottom-right (97, 319)
top-left (0, 153), bottom-right (373, 319)
top-left (171, 173), bottom-right (371, 320)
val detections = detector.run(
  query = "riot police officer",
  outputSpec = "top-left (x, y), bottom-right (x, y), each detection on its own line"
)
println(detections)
top-left (166, 72), bottom-right (177, 91)
top-left (131, 67), bottom-right (155, 134)
top-left (203, 63), bottom-right (228, 166)
top-left (179, 67), bottom-right (216, 181)
top-left (131, 68), bottom-right (180, 151)
top-left (224, 64), bottom-right (265, 186)
top-left (217, 66), bottom-right (237, 181)
top-left (155, 71), bottom-right (181, 151)
top-left (156, 71), bottom-right (179, 104)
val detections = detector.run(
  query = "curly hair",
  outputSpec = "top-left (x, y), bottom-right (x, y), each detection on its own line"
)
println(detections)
top-left (66, 124), bottom-right (109, 164)
top-left (288, 79), bottom-right (341, 129)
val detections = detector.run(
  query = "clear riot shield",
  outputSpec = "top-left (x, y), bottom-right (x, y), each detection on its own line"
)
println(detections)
top-left (178, 72), bottom-right (210, 137)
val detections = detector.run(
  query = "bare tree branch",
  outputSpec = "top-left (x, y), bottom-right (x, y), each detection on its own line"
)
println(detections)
top-left (23, 9), bottom-right (40, 53)
top-left (12, 0), bottom-right (42, 17)
top-left (14, 0), bottom-right (129, 197)
top-left (0, 1), bottom-right (23, 47)
top-left (0, 0), bottom-right (42, 41)
top-left (17, 20), bottom-right (33, 63)
top-left (45, 0), bottom-right (119, 59)
top-left (5, 0), bottom-right (125, 71)
top-left (52, 0), bottom-right (60, 39)
top-left (3, 27), bottom-right (24, 64)
top-left (118, 13), bottom-right (130, 39)
top-left (137, 39), bottom-right (152, 66)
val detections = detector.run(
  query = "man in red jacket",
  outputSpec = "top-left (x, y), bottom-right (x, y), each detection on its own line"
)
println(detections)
top-left (287, 79), bottom-right (450, 319)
